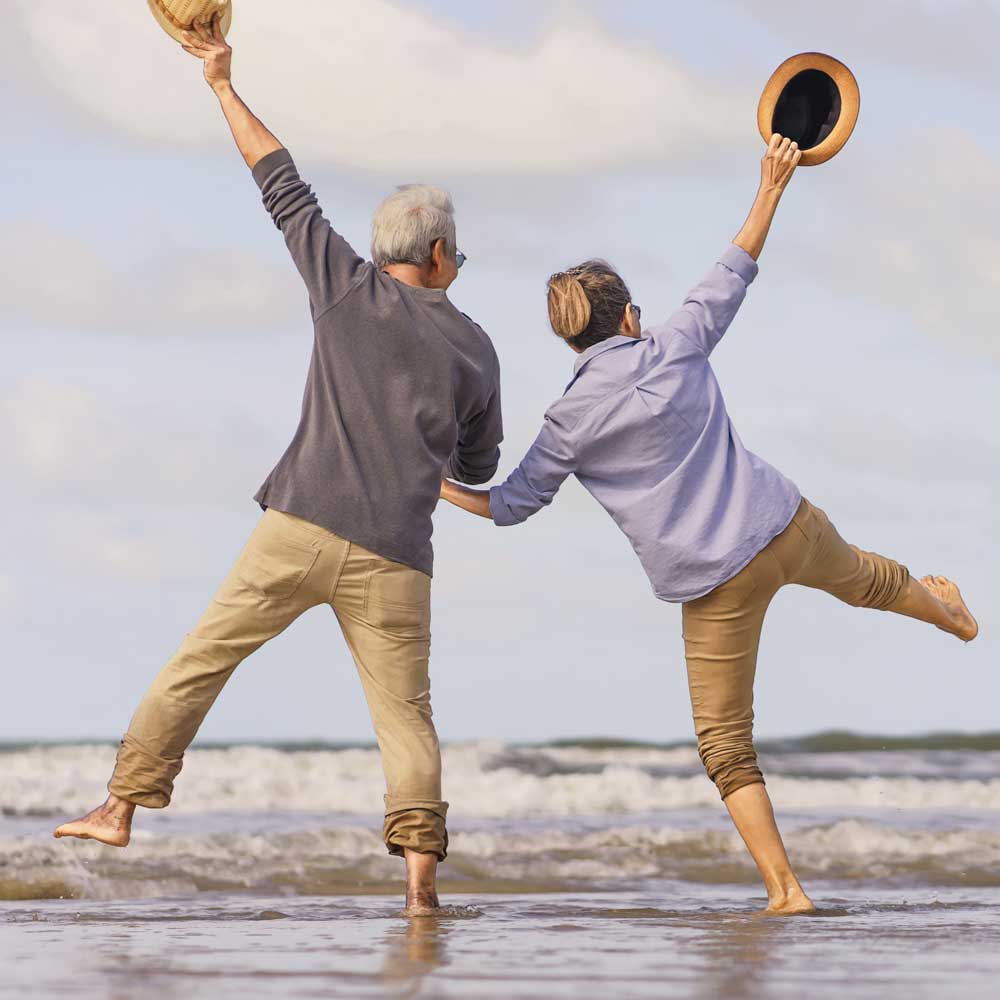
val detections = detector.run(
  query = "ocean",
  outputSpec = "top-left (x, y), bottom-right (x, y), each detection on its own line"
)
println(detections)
top-left (3, 734), bottom-right (1000, 998)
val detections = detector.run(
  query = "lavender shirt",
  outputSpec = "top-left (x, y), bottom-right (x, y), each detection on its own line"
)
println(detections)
top-left (489, 244), bottom-right (800, 603)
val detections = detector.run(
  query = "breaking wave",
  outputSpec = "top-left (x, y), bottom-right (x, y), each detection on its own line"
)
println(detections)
top-left (4, 741), bottom-right (1000, 817)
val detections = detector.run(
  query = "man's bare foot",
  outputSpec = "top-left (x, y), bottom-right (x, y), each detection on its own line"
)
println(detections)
top-left (920, 575), bottom-right (979, 642)
top-left (404, 887), bottom-right (441, 917)
top-left (53, 794), bottom-right (135, 847)
top-left (762, 884), bottom-right (817, 916)
top-left (403, 847), bottom-right (441, 917)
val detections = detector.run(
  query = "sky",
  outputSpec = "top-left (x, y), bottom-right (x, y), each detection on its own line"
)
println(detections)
top-left (3, 0), bottom-right (998, 745)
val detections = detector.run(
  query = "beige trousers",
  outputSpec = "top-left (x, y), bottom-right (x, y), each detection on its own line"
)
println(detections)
top-left (683, 498), bottom-right (910, 800)
top-left (110, 509), bottom-right (447, 859)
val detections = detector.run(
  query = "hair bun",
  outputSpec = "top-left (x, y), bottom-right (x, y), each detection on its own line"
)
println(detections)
top-left (547, 272), bottom-right (592, 340)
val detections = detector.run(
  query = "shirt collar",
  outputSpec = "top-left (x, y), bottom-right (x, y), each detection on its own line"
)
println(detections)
top-left (572, 334), bottom-right (642, 376)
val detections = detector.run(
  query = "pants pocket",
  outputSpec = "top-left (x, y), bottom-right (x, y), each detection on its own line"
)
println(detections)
top-left (217, 513), bottom-right (319, 605)
top-left (364, 558), bottom-right (431, 634)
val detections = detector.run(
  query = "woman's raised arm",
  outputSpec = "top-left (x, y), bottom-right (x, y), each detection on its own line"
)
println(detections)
top-left (732, 133), bottom-right (801, 261)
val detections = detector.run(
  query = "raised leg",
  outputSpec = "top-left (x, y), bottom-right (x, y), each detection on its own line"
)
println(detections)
top-left (53, 511), bottom-right (333, 844)
top-left (791, 502), bottom-right (978, 642)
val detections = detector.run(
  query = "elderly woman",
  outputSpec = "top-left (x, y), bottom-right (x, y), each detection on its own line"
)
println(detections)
top-left (441, 134), bottom-right (978, 914)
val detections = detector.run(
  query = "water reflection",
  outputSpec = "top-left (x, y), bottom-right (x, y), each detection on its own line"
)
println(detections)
top-left (377, 916), bottom-right (451, 995)
top-left (689, 914), bottom-right (784, 1000)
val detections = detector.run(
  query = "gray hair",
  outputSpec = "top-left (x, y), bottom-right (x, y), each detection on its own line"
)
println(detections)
top-left (370, 184), bottom-right (456, 269)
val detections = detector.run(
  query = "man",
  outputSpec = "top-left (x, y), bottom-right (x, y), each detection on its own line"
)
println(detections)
top-left (54, 13), bottom-right (502, 916)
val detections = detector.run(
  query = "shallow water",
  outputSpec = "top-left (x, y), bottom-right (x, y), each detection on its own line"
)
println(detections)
top-left (4, 888), bottom-right (1000, 999)
top-left (3, 737), bottom-right (1000, 996)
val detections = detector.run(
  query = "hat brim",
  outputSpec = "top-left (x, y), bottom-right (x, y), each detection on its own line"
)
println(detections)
top-left (147, 0), bottom-right (233, 44)
top-left (757, 52), bottom-right (859, 166)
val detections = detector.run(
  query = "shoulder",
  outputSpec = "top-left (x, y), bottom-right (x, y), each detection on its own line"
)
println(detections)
top-left (457, 310), bottom-right (500, 366)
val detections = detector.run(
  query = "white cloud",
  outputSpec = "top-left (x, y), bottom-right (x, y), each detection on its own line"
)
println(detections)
top-left (14, 0), bottom-right (744, 173)
top-left (0, 220), bottom-right (300, 335)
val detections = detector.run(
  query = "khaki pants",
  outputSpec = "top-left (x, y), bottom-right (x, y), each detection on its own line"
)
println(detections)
top-left (683, 498), bottom-right (910, 800)
top-left (110, 509), bottom-right (447, 859)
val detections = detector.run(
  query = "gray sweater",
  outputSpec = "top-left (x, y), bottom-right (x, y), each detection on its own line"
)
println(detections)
top-left (251, 149), bottom-right (502, 576)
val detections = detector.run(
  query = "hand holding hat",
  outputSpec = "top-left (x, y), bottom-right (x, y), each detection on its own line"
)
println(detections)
top-left (758, 53), bottom-right (860, 166)
top-left (179, 12), bottom-right (233, 92)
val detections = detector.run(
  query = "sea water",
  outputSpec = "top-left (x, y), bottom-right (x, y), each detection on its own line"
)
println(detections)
top-left (2, 736), bottom-right (1000, 998)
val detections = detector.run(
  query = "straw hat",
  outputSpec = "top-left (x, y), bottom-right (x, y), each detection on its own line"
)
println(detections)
top-left (147, 0), bottom-right (233, 43)
top-left (757, 53), bottom-right (859, 166)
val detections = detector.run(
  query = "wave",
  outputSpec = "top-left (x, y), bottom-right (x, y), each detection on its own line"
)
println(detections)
top-left (4, 743), bottom-right (1000, 817)
top-left (5, 818), bottom-right (1000, 901)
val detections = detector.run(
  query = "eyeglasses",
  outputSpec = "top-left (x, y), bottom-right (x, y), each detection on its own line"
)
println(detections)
top-left (631, 303), bottom-right (641, 324)
top-left (456, 250), bottom-right (467, 270)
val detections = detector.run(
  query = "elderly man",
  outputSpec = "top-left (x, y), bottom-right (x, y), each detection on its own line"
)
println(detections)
top-left (54, 13), bottom-right (502, 915)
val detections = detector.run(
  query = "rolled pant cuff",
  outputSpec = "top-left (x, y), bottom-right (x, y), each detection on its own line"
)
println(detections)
top-left (383, 797), bottom-right (449, 861)
top-left (107, 734), bottom-right (182, 809)
top-left (716, 768), bottom-right (766, 801)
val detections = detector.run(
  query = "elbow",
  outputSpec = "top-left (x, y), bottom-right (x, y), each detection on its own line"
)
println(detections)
top-left (447, 449), bottom-right (500, 486)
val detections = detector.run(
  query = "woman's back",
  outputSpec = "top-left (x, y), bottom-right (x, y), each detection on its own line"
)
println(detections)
top-left (489, 245), bottom-right (800, 602)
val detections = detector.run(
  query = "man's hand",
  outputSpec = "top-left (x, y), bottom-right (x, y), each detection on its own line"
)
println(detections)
top-left (178, 10), bottom-right (281, 169)
top-left (760, 133), bottom-right (802, 195)
top-left (181, 12), bottom-right (232, 93)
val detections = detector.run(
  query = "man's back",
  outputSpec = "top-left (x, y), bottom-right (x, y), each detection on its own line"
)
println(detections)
top-left (253, 149), bottom-right (503, 575)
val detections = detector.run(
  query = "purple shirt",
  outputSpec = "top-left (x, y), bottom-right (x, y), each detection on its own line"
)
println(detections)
top-left (489, 244), bottom-right (800, 603)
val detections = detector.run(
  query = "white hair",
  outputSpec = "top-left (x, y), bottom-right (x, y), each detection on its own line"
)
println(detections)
top-left (370, 184), bottom-right (456, 269)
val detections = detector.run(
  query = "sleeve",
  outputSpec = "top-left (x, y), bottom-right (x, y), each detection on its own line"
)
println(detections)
top-left (444, 353), bottom-right (503, 485)
top-left (252, 148), bottom-right (366, 319)
top-left (488, 411), bottom-right (576, 526)
top-left (654, 243), bottom-right (759, 357)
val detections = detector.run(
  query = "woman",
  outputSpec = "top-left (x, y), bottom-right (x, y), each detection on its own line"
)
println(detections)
top-left (440, 134), bottom-right (978, 914)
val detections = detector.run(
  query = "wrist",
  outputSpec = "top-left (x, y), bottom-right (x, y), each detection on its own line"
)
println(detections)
top-left (211, 79), bottom-right (235, 99)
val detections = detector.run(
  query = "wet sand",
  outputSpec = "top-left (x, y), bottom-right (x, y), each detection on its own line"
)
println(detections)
top-left (4, 886), bottom-right (1000, 1000)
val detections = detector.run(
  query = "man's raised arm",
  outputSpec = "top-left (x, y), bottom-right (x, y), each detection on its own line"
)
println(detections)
top-left (181, 15), bottom-right (280, 169)
top-left (181, 15), bottom-right (364, 319)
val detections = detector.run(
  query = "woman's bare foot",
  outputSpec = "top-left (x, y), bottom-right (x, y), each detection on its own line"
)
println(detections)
top-left (920, 575), bottom-right (979, 642)
top-left (762, 884), bottom-right (817, 916)
top-left (53, 794), bottom-right (135, 847)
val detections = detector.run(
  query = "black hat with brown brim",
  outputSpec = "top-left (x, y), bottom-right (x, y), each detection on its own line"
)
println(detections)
top-left (758, 53), bottom-right (859, 166)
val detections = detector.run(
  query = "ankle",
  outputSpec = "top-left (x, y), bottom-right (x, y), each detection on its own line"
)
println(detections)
top-left (765, 878), bottom-right (805, 907)
top-left (104, 795), bottom-right (136, 820)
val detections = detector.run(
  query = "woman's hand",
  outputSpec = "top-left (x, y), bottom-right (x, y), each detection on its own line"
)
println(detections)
top-left (181, 12), bottom-right (233, 93)
top-left (440, 479), bottom-right (493, 519)
top-left (760, 133), bottom-right (802, 195)
top-left (733, 133), bottom-right (802, 261)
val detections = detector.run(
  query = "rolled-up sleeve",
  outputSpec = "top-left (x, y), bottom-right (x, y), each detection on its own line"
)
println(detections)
top-left (489, 413), bottom-right (576, 525)
top-left (253, 148), bottom-right (365, 319)
top-left (445, 352), bottom-right (503, 485)
top-left (656, 243), bottom-right (758, 357)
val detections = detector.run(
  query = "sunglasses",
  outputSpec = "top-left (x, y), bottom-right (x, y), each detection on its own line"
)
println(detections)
top-left (456, 250), bottom-right (467, 270)
top-left (631, 302), bottom-right (641, 324)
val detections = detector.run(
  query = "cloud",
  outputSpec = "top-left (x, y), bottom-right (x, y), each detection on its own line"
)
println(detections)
top-left (737, 0), bottom-right (1000, 93)
top-left (0, 377), bottom-right (277, 508)
top-left (0, 220), bottom-right (300, 335)
top-left (13, 0), bottom-right (746, 173)
top-left (771, 129), bottom-right (1000, 357)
